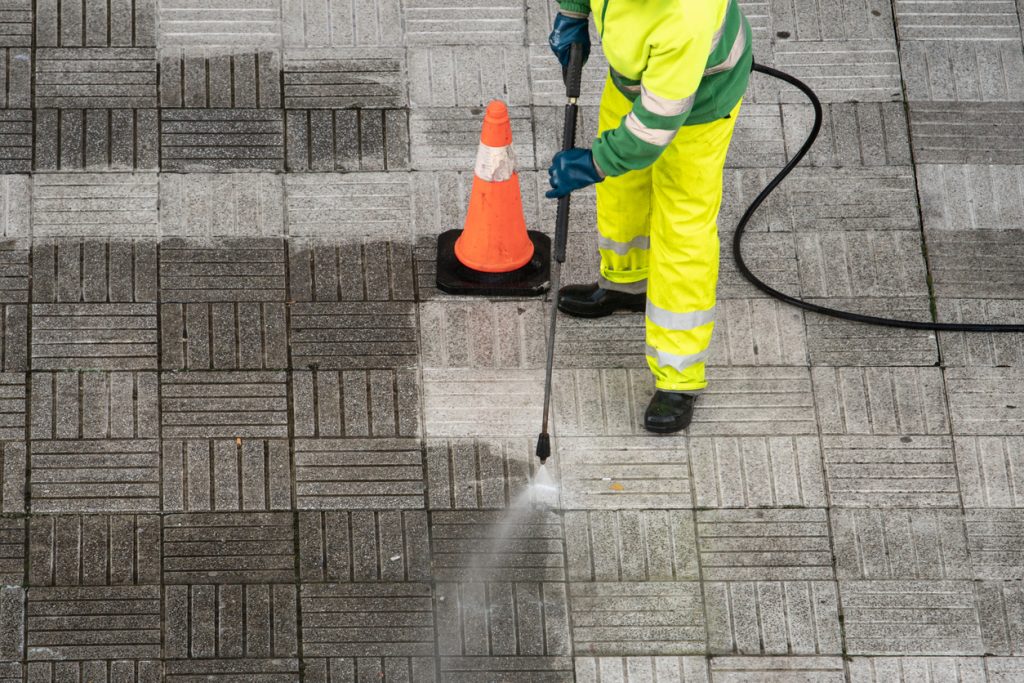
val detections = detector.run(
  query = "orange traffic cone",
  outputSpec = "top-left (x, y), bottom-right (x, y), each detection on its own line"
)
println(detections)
top-left (436, 100), bottom-right (550, 296)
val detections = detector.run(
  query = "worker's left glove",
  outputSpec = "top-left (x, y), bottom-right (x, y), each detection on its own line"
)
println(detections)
top-left (546, 148), bottom-right (603, 199)
top-left (549, 12), bottom-right (591, 68)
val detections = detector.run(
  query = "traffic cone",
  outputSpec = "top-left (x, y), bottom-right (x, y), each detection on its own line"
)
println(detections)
top-left (436, 100), bottom-right (550, 296)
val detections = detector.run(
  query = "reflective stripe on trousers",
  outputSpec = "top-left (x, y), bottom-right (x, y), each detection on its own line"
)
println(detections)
top-left (595, 74), bottom-right (740, 392)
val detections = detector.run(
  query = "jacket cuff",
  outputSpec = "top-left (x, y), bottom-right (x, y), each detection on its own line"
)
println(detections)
top-left (558, 2), bottom-right (591, 18)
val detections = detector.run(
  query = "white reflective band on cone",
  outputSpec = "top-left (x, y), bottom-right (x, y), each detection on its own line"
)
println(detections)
top-left (474, 142), bottom-right (517, 182)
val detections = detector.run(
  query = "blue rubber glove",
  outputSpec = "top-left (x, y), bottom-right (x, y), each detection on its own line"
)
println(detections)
top-left (548, 12), bottom-right (591, 68)
top-left (546, 148), bottom-right (603, 199)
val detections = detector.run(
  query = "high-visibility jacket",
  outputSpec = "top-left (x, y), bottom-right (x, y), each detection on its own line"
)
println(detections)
top-left (558, 0), bottom-right (752, 177)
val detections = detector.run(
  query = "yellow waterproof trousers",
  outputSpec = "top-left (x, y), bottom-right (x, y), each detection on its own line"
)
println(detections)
top-left (596, 75), bottom-right (740, 392)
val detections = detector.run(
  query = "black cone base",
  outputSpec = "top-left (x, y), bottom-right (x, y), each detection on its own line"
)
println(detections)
top-left (435, 229), bottom-right (551, 296)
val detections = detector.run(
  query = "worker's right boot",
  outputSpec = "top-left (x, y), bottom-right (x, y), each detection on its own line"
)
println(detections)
top-left (558, 282), bottom-right (645, 318)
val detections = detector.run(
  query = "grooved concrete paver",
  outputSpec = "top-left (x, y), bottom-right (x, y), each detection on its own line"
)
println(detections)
top-left (159, 50), bottom-right (282, 109)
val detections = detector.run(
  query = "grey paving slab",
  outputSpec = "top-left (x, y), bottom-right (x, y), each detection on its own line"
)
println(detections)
top-left (294, 437), bottom-right (424, 509)
top-left (822, 435), bottom-right (959, 507)
top-left (425, 437), bottom-right (550, 510)
top-left (163, 512), bottom-right (294, 584)
top-left (31, 304), bottom-right (157, 370)
top-left (29, 371), bottom-right (157, 440)
top-left (165, 584), bottom-right (298, 658)
top-left (431, 509), bottom-right (564, 582)
top-left (0, 443), bottom-right (23, 513)
top-left (0, 48), bottom-right (29, 108)
top-left (285, 48), bottom-right (405, 109)
top-left (159, 49), bottom-right (282, 108)
top-left (160, 173), bottom-right (284, 237)
top-left (158, 0), bottom-right (282, 51)
top-left (160, 371), bottom-right (288, 439)
top-left (529, 45), bottom-right (608, 108)
top-left (976, 581), bottom-right (1024, 655)
top-left (32, 240), bottom-right (157, 303)
top-left (29, 440), bottom-right (160, 513)
top-left (285, 174), bottom-right (413, 239)
top-left (575, 656), bottom-right (710, 683)
top-left (955, 436), bottom-right (1024, 507)
top-left (847, 657), bottom-right (986, 683)
top-left (781, 168), bottom-right (922, 233)
top-left (411, 106), bottom-right (534, 171)
top-left (945, 367), bottom-right (1024, 435)
top-left (918, 165), bottom-right (1024, 232)
top-left (31, 174), bottom-right (159, 238)
top-left (0, 181), bottom-right (28, 239)
top-left (165, 659), bottom-right (296, 682)
top-left (420, 301), bottom-right (546, 369)
top-left (796, 232), bottom-right (928, 302)
top-left (0, 0), bottom-right (31, 47)
top-left (832, 508), bottom-right (971, 579)
top-left (804, 298), bottom-right (939, 367)
top-left (910, 103), bottom-right (1024, 164)
top-left (708, 656), bottom-right (845, 682)
top-left (161, 303), bottom-right (287, 370)
top-left (812, 366), bottom-right (950, 434)
top-left (723, 104), bottom-right (788, 169)
top-left (36, 0), bottom-right (156, 47)
top-left (0, 585), bottom-right (22, 660)
top-left (894, 0), bottom-right (1023, 41)
top-left (772, 40), bottom-right (903, 102)
top-left (928, 230), bottom-right (1024, 300)
top-left (299, 583), bottom-right (435, 656)
top-left (34, 109), bottom-right (159, 171)
top-left (159, 238), bottom-right (287, 302)
top-left (782, 101), bottom-right (911, 167)
top-left (304, 657), bottom-right (433, 683)
top-left (161, 439), bottom-right (291, 512)
top-left (0, 111), bottom-right (31, 172)
top-left (282, 0), bottom-right (403, 48)
top-left (965, 509), bottom-right (1024, 580)
top-left (551, 313), bottom-right (646, 370)
top-left (403, 0), bottom-right (523, 46)
top-left (901, 41), bottom-right (1024, 101)
top-left (298, 510), bottom-right (429, 582)
top-left (25, 585), bottom-right (160, 660)
top-left (290, 302), bottom-right (417, 370)
top-left (556, 436), bottom-right (692, 510)
top-left (161, 109), bottom-right (286, 172)
top-left (840, 580), bottom-right (986, 655)
top-left (564, 510), bottom-right (697, 582)
top-left (990, 657), bottom-right (1024, 682)
top-left (26, 661), bottom-right (161, 682)
top-left (0, 305), bottom-right (27, 372)
top-left (718, 232), bottom-right (802, 299)
top-left (0, 517), bottom-right (24, 583)
top-left (569, 582), bottom-right (706, 656)
top-left (0, 373), bottom-right (23, 441)
top-left (289, 241), bottom-right (415, 302)
top-left (422, 368), bottom-right (543, 438)
top-left (293, 369), bottom-right (420, 438)
top-left (707, 299), bottom-right (808, 367)
top-left (286, 108), bottom-right (410, 172)
top-left (27, 514), bottom-right (160, 586)
top-left (0, 664), bottom-right (16, 682)
top-left (690, 436), bottom-right (825, 508)
top-left (408, 46), bottom-right (529, 108)
top-left (35, 48), bottom-right (157, 109)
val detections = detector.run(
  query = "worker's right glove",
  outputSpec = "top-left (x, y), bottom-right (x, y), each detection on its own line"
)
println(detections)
top-left (548, 12), bottom-right (591, 68)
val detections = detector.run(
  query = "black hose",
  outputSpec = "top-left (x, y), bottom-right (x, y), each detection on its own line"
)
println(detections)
top-left (737, 63), bottom-right (1024, 333)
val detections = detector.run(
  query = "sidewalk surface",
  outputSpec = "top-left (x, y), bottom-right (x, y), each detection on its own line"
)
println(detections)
top-left (0, 1), bottom-right (1023, 681)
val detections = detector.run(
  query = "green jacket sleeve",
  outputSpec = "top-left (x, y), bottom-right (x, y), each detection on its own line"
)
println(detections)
top-left (558, 1), bottom-right (591, 17)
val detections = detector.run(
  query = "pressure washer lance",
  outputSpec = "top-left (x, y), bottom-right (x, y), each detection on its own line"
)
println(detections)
top-left (536, 44), bottom-right (585, 466)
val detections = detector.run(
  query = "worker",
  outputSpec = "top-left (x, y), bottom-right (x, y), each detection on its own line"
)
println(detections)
top-left (547, 0), bottom-right (752, 433)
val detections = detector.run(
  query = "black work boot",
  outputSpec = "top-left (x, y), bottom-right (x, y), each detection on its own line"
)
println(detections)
top-left (558, 282), bottom-right (645, 318)
top-left (644, 391), bottom-right (697, 434)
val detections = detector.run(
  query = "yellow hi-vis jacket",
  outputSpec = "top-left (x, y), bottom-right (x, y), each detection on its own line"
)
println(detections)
top-left (558, 0), bottom-right (753, 176)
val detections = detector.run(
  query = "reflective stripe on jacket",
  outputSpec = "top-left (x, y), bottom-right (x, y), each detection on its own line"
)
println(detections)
top-left (558, 0), bottom-right (752, 176)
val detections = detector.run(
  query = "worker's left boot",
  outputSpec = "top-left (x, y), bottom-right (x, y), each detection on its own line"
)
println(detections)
top-left (644, 391), bottom-right (697, 434)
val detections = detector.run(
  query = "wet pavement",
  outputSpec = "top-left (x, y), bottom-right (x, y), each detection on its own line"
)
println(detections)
top-left (0, 0), bottom-right (1023, 681)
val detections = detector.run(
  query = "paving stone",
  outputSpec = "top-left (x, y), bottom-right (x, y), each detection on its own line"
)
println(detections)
top-left (282, 0), bottom-right (402, 48)
top-left (965, 510), bottom-right (1024, 579)
top-left (298, 510), bottom-right (429, 582)
top-left (718, 231), bottom-right (801, 300)
top-left (31, 174), bottom-right (159, 238)
top-left (552, 313), bottom-right (647, 370)
top-left (165, 584), bottom-right (297, 658)
top-left (929, 230), bottom-right (1024, 301)
top-left (30, 371), bottom-right (157, 439)
top-left (161, 439), bottom-right (292, 512)
top-left (709, 656), bottom-right (845, 682)
top-left (161, 303), bottom-right (287, 370)
top-left (938, 300), bottom-right (1024, 367)
top-left (27, 514), bottom-right (159, 586)
top-left (0, 373), bottom-right (23, 441)
top-left (707, 299), bottom-right (807, 367)
top-left (902, 43), bottom-right (1024, 101)
top-left (0, 0), bottom-right (31, 47)
top-left (0, 585), bottom-right (22, 659)
top-left (704, 581), bottom-right (841, 655)
top-left (160, 371), bottom-right (288, 439)
top-left (946, 367), bottom-right (1024, 435)
top-left (32, 240), bottom-right (156, 303)
top-left (35, 109), bottom-right (159, 171)
top-left (422, 368), bottom-right (543, 438)
top-left (840, 580), bottom-right (985, 654)
top-left (158, 0), bottom-right (282, 51)
top-left (425, 437), bottom-right (552, 510)
top-left (26, 585), bottom-right (160, 660)
top-left (305, 657), bottom-right (435, 682)
top-left (529, 45), bottom-right (608, 108)
top-left (822, 435), bottom-right (959, 507)
top-left (696, 509), bottom-right (833, 581)
top-left (285, 48), bottom-right (404, 108)
top-left (975, 581), bottom-right (1024, 655)
top-left (160, 173), bottom-right (283, 237)
top-left (569, 582), bottom-right (706, 656)
top-left (0, 242), bottom-right (27, 372)
top-left (300, 583), bottom-right (435, 656)
top-left (910, 103), bottom-right (1024, 164)
top-left (780, 168), bottom-right (922, 233)
top-left (420, 301), bottom-right (546, 369)
top-left (564, 510), bottom-right (697, 582)
top-left (812, 366), bottom-right (950, 434)
top-left (30, 440), bottom-right (160, 513)
top-left (35, 48), bottom-right (157, 108)
top-left (0, 663), bottom-right (17, 682)
top-left (894, 0), bottom-right (1022, 41)
top-left (25, 661), bottom-right (161, 682)
top-left (436, 583), bottom-right (570, 677)
top-left (403, 0), bottom-right (523, 45)
top-left (782, 101), bottom-right (911, 167)
top-left (431, 509), bottom-right (564, 582)
top-left (36, 0), bottom-right (156, 46)
top-left (796, 232), bottom-right (928, 301)
top-left (290, 303), bottom-right (416, 370)
top-left (920, 165), bottom-right (1024, 233)
top-left (159, 238), bottom-right (287, 302)
top-left (165, 659), bottom-right (297, 681)
top-left (690, 436), bottom-right (825, 507)
top-left (556, 436), bottom-right (691, 510)
top-left (0, 111), bottom-right (31, 172)
top-left (294, 369), bottom-right (419, 439)
top-left (294, 437), bottom-right (424, 509)
top-left (0, 304), bottom-right (26, 372)
top-left (0, 47), bottom-right (29, 108)
top-left (847, 656), bottom-right (987, 683)
top-left (0, 444), bottom-right (22, 514)
top-left (160, 50), bottom-right (281, 108)
top-left (990, 658), bottom-right (1024, 683)
top-left (410, 106), bottom-right (534, 171)
top-left (163, 512), bottom-right (295, 584)
top-left (161, 109), bottom-right (286, 172)
top-left (832, 508), bottom-right (971, 579)
top-left (955, 436), bottom-right (1024, 507)
top-left (575, 656), bottom-right (710, 683)
top-left (0, 516), bottom-right (23, 583)
top-left (804, 298), bottom-right (939, 367)
top-left (285, 174), bottom-right (413, 239)
top-left (0, 181), bottom-right (28, 240)
top-left (724, 104), bottom-right (788, 168)
top-left (31, 304), bottom-right (157, 370)
top-left (773, 40), bottom-right (903, 102)
top-left (289, 241), bottom-right (416, 302)
top-left (288, 108), bottom-right (411, 172)
top-left (408, 46), bottom-right (529, 107)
